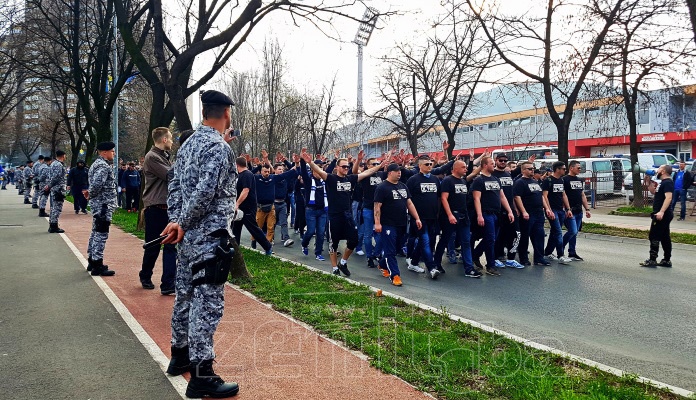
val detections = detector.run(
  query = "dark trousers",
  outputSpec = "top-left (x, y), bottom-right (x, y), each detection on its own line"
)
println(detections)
top-left (125, 187), bottom-right (140, 210)
top-left (71, 187), bottom-right (88, 211)
top-left (140, 207), bottom-right (177, 289)
top-left (435, 218), bottom-right (474, 272)
top-left (232, 210), bottom-right (272, 251)
top-left (518, 211), bottom-right (546, 264)
top-left (495, 212), bottom-right (519, 259)
top-left (408, 218), bottom-right (438, 271)
top-left (648, 211), bottom-right (673, 260)
top-left (379, 225), bottom-right (406, 277)
top-left (473, 213), bottom-right (499, 268)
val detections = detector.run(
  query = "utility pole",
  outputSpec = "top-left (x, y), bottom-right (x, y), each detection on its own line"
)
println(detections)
top-left (112, 13), bottom-right (119, 173)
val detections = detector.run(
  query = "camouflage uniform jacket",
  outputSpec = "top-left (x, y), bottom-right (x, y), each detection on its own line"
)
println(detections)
top-left (23, 166), bottom-right (33, 183)
top-left (168, 125), bottom-right (237, 237)
top-left (88, 156), bottom-right (117, 210)
top-left (48, 160), bottom-right (67, 194)
top-left (35, 163), bottom-right (49, 186)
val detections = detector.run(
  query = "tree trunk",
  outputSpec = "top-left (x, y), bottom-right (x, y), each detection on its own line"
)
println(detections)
top-left (229, 238), bottom-right (251, 280)
top-left (626, 101), bottom-right (644, 206)
top-left (408, 134), bottom-right (419, 156)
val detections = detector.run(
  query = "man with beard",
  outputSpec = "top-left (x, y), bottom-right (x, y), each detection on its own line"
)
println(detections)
top-left (640, 164), bottom-right (675, 268)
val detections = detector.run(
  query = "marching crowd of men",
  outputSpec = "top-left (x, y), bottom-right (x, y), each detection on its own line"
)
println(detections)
top-left (230, 145), bottom-right (602, 287)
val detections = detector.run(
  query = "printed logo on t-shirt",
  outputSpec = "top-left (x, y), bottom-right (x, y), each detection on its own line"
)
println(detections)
top-left (484, 181), bottom-right (501, 191)
top-left (337, 182), bottom-right (352, 191)
top-left (420, 183), bottom-right (437, 193)
top-left (528, 183), bottom-right (542, 192)
top-left (499, 177), bottom-right (513, 186)
top-left (370, 176), bottom-right (382, 186)
top-left (392, 189), bottom-right (408, 199)
top-left (570, 181), bottom-right (583, 190)
top-left (552, 183), bottom-right (564, 193)
top-left (454, 184), bottom-right (467, 194)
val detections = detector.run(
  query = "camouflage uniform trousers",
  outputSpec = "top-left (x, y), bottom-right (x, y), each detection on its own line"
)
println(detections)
top-left (32, 184), bottom-right (41, 205)
top-left (87, 205), bottom-right (114, 260)
top-left (24, 181), bottom-right (32, 201)
top-left (39, 188), bottom-right (49, 209)
top-left (171, 235), bottom-right (225, 364)
top-left (49, 191), bottom-right (64, 223)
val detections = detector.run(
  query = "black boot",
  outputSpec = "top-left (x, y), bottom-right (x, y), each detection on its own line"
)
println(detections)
top-left (90, 259), bottom-right (115, 276)
top-left (186, 360), bottom-right (239, 398)
top-left (87, 257), bottom-right (93, 272)
top-left (23, 198), bottom-right (30, 204)
top-left (31, 204), bottom-right (39, 209)
top-left (166, 346), bottom-right (191, 376)
top-left (38, 208), bottom-right (48, 217)
top-left (48, 223), bottom-right (65, 233)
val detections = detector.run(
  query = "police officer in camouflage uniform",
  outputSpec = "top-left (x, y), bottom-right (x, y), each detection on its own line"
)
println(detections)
top-left (85, 142), bottom-right (117, 276)
top-left (16, 165), bottom-right (24, 195)
top-left (24, 160), bottom-right (34, 204)
top-left (47, 150), bottom-right (67, 233)
top-left (161, 90), bottom-right (239, 398)
top-left (37, 156), bottom-right (52, 217)
top-left (31, 155), bottom-right (44, 208)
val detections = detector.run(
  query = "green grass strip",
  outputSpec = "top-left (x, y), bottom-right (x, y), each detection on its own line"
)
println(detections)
top-left (105, 210), bottom-right (688, 399)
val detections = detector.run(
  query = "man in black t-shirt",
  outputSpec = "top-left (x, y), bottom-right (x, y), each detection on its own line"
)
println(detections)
top-left (492, 153), bottom-right (524, 268)
top-left (374, 163), bottom-right (422, 286)
top-left (562, 160), bottom-right (592, 261)
top-left (433, 160), bottom-right (482, 278)
top-left (302, 150), bottom-right (384, 276)
top-left (641, 165), bottom-right (675, 267)
top-left (359, 157), bottom-right (387, 268)
top-left (232, 157), bottom-right (273, 254)
top-left (513, 161), bottom-right (551, 266)
top-left (471, 156), bottom-right (514, 276)
top-left (406, 155), bottom-right (442, 279)
top-left (541, 161), bottom-right (574, 265)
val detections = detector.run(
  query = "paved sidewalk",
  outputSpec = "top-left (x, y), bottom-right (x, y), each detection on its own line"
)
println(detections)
top-left (0, 186), bottom-right (429, 399)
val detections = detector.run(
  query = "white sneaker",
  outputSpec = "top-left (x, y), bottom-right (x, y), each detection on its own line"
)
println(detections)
top-left (356, 250), bottom-right (365, 256)
top-left (558, 256), bottom-right (572, 265)
top-left (429, 268), bottom-right (441, 279)
top-left (407, 264), bottom-right (425, 273)
top-left (546, 254), bottom-right (558, 261)
top-left (283, 239), bottom-right (294, 247)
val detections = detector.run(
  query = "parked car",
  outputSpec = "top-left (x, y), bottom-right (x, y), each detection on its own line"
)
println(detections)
top-left (534, 157), bottom-right (630, 196)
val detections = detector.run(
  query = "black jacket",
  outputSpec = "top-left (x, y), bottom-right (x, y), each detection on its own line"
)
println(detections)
top-left (67, 166), bottom-right (89, 189)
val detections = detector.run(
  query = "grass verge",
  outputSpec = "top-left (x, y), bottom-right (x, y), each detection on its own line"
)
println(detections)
top-left (106, 211), bottom-right (689, 399)
top-left (609, 206), bottom-right (653, 217)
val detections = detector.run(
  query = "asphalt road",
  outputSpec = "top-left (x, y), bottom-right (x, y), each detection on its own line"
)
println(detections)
top-left (241, 225), bottom-right (696, 392)
top-left (0, 190), bottom-right (180, 400)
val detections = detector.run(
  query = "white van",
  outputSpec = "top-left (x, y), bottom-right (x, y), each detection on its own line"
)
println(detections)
top-left (620, 152), bottom-right (680, 199)
top-left (534, 157), bottom-right (631, 196)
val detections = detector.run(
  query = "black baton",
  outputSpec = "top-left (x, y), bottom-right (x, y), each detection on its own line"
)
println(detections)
top-left (143, 234), bottom-right (169, 250)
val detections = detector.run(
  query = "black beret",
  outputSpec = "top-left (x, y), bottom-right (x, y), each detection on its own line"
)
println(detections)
top-left (387, 163), bottom-right (401, 172)
top-left (38, 155), bottom-right (44, 160)
top-left (96, 141), bottom-right (116, 151)
top-left (26, 160), bottom-right (32, 164)
top-left (56, 150), bottom-right (65, 157)
top-left (201, 90), bottom-right (235, 106)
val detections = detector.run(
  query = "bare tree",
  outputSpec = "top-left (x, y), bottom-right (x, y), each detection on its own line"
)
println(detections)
top-left (390, 5), bottom-right (494, 158)
top-left (114, 0), bottom-right (393, 154)
top-left (372, 61), bottom-right (437, 156)
top-left (301, 76), bottom-right (342, 155)
top-left (593, 0), bottom-right (694, 205)
top-left (466, 0), bottom-right (625, 164)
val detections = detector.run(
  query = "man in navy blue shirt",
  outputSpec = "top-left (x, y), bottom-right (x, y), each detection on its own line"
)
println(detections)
top-left (120, 162), bottom-right (141, 211)
top-left (670, 160), bottom-right (693, 221)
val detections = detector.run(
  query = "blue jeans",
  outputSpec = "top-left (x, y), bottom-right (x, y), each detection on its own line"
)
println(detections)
top-left (670, 188), bottom-right (687, 220)
top-left (362, 208), bottom-right (382, 258)
top-left (302, 207), bottom-right (327, 256)
top-left (435, 219), bottom-right (474, 271)
top-left (473, 213), bottom-right (499, 268)
top-left (519, 211), bottom-right (546, 264)
top-left (288, 192), bottom-right (296, 226)
top-left (544, 210), bottom-right (570, 257)
top-left (563, 212), bottom-right (583, 255)
top-left (379, 225), bottom-right (405, 277)
top-left (409, 219), bottom-right (437, 271)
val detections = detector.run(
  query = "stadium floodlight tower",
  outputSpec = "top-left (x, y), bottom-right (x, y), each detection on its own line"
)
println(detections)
top-left (353, 7), bottom-right (379, 125)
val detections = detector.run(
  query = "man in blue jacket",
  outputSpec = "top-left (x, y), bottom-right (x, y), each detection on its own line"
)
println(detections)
top-left (120, 162), bottom-right (141, 211)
